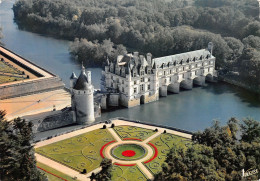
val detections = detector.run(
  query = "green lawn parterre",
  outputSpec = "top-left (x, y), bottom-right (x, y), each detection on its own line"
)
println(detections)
top-left (36, 125), bottom-right (192, 180)
top-left (113, 126), bottom-right (156, 141)
top-left (37, 162), bottom-right (78, 181)
top-left (111, 144), bottom-right (147, 161)
top-left (111, 165), bottom-right (147, 181)
top-left (36, 129), bottom-right (115, 173)
top-left (144, 133), bottom-right (192, 175)
top-left (0, 61), bottom-right (21, 74)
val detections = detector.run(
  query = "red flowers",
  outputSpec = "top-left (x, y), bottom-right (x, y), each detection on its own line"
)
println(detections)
top-left (122, 150), bottom-right (136, 157)
top-left (100, 140), bottom-right (116, 158)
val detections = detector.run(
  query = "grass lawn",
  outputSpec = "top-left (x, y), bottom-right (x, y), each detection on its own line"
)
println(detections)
top-left (113, 126), bottom-right (156, 141)
top-left (37, 162), bottom-right (78, 181)
top-left (111, 144), bottom-right (147, 161)
top-left (36, 128), bottom-right (115, 174)
top-left (0, 75), bottom-right (26, 84)
top-left (144, 133), bottom-right (192, 175)
top-left (111, 165), bottom-right (147, 181)
top-left (0, 61), bottom-right (21, 74)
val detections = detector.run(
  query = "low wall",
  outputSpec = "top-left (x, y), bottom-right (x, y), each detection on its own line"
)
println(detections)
top-left (0, 76), bottom-right (64, 100)
top-left (24, 108), bottom-right (74, 133)
top-left (33, 117), bottom-right (193, 143)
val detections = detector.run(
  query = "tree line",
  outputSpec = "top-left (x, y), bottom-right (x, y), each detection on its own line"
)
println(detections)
top-left (12, 0), bottom-right (260, 91)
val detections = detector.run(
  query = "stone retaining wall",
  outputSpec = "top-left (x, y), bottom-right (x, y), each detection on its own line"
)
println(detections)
top-left (0, 76), bottom-right (64, 100)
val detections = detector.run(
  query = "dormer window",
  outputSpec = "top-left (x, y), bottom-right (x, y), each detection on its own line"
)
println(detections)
top-left (140, 71), bottom-right (144, 76)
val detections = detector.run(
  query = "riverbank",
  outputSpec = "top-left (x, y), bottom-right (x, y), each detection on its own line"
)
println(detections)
top-left (219, 75), bottom-right (260, 97)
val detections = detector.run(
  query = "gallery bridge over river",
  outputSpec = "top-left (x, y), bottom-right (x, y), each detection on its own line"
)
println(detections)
top-left (102, 42), bottom-right (217, 107)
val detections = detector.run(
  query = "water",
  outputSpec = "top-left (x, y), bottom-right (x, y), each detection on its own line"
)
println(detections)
top-left (0, 0), bottom-right (259, 132)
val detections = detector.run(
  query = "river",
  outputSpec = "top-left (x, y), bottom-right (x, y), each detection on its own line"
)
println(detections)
top-left (0, 0), bottom-right (259, 133)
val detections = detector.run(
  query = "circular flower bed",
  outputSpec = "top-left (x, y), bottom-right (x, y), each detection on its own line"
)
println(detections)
top-left (122, 150), bottom-right (136, 157)
top-left (111, 144), bottom-right (147, 161)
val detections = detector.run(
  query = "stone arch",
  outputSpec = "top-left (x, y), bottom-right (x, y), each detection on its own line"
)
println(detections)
top-left (193, 76), bottom-right (205, 86)
top-left (167, 83), bottom-right (180, 94)
top-left (205, 73), bottom-right (214, 82)
top-left (140, 95), bottom-right (145, 104)
top-left (180, 80), bottom-right (192, 90)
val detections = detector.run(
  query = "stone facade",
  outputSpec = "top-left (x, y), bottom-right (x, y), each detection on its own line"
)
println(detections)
top-left (23, 108), bottom-right (74, 133)
top-left (101, 42), bottom-right (216, 107)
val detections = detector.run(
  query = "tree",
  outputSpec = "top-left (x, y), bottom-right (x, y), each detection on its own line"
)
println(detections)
top-left (158, 118), bottom-right (260, 181)
top-left (94, 158), bottom-right (112, 181)
top-left (0, 110), bottom-right (46, 181)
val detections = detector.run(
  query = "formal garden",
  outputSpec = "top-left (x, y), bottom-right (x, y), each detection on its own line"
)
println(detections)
top-left (0, 57), bottom-right (28, 84)
top-left (35, 125), bottom-right (191, 180)
top-left (113, 125), bottom-right (156, 141)
top-left (144, 133), bottom-right (192, 175)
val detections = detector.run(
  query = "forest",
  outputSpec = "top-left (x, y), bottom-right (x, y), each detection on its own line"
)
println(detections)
top-left (13, 0), bottom-right (260, 91)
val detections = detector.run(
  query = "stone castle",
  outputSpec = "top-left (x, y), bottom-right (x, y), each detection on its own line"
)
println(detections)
top-left (2, 43), bottom-right (216, 131)
top-left (68, 42), bottom-right (216, 125)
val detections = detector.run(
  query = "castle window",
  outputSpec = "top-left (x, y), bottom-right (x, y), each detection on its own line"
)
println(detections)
top-left (148, 78), bottom-right (150, 82)
top-left (141, 77), bottom-right (144, 82)
top-left (134, 80), bottom-right (137, 85)
top-left (208, 68), bottom-right (210, 72)
top-left (148, 84), bottom-right (150, 90)
top-left (169, 77), bottom-right (171, 82)
top-left (170, 70), bottom-right (172, 74)
top-left (148, 70), bottom-right (151, 74)
top-left (183, 67), bottom-right (185, 71)
top-left (141, 71), bottom-right (144, 76)
top-left (134, 88), bottom-right (137, 93)
top-left (133, 73), bottom-right (136, 77)
top-left (140, 84), bottom-right (144, 92)
top-left (164, 71), bottom-right (166, 75)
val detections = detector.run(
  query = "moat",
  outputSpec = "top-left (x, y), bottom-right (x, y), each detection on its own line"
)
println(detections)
top-left (1, 0), bottom-right (260, 132)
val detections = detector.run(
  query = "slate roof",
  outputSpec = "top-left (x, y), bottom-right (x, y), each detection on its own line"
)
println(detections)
top-left (73, 71), bottom-right (91, 90)
top-left (153, 49), bottom-right (212, 68)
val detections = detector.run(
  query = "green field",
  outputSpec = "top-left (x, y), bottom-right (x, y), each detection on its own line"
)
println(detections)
top-left (111, 165), bottom-right (147, 181)
top-left (37, 162), bottom-right (78, 181)
top-left (113, 126), bottom-right (156, 141)
top-left (36, 129), bottom-right (115, 173)
top-left (144, 133), bottom-right (192, 175)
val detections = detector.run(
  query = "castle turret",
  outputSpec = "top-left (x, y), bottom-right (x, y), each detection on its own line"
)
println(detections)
top-left (70, 72), bottom-right (77, 89)
top-left (71, 64), bottom-right (95, 124)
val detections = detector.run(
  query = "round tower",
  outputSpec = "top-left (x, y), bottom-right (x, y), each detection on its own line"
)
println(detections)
top-left (71, 65), bottom-right (95, 124)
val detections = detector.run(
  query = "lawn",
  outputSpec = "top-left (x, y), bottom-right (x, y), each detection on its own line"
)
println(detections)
top-left (37, 162), bottom-right (78, 181)
top-left (111, 165), bottom-right (147, 181)
top-left (36, 128), bottom-right (115, 173)
top-left (144, 133), bottom-right (192, 175)
top-left (111, 144), bottom-right (147, 161)
top-left (113, 126), bottom-right (156, 141)
top-left (0, 75), bottom-right (26, 84)
top-left (0, 60), bottom-right (21, 74)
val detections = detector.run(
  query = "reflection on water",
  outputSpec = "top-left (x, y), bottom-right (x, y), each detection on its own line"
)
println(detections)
top-left (0, 0), bottom-right (259, 132)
